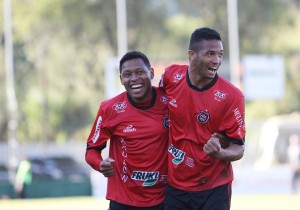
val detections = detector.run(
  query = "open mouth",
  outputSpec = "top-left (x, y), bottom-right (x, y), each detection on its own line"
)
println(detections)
top-left (208, 66), bottom-right (217, 74)
top-left (130, 84), bottom-right (143, 90)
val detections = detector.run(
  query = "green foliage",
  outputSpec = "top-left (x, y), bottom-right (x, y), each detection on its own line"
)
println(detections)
top-left (1, 0), bottom-right (300, 142)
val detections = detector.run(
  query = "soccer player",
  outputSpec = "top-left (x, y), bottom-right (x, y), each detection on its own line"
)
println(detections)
top-left (85, 51), bottom-right (169, 210)
top-left (159, 27), bottom-right (246, 210)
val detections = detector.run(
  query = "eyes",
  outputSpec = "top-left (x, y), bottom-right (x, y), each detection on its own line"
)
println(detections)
top-left (121, 70), bottom-right (147, 78)
top-left (206, 51), bottom-right (224, 58)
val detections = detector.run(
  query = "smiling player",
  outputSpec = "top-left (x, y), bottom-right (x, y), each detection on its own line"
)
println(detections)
top-left (86, 51), bottom-right (169, 210)
top-left (159, 27), bottom-right (246, 210)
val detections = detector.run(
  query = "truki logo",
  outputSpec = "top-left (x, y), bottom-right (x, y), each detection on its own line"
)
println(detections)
top-left (168, 144), bottom-right (185, 165)
top-left (131, 171), bottom-right (159, 186)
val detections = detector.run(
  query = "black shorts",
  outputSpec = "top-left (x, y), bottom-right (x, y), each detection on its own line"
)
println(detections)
top-left (164, 183), bottom-right (232, 210)
top-left (109, 200), bottom-right (164, 210)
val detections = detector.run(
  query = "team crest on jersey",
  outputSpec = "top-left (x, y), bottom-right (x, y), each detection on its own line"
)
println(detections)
top-left (173, 73), bottom-right (183, 82)
top-left (214, 90), bottom-right (227, 102)
top-left (92, 116), bottom-right (102, 143)
top-left (168, 144), bottom-right (185, 165)
top-left (112, 101), bottom-right (127, 113)
top-left (131, 171), bottom-right (159, 186)
top-left (160, 95), bottom-right (168, 104)
top-left (196, 110), bottom-right (210, 124)
top-left (162, 115), bottom-right (170, 129)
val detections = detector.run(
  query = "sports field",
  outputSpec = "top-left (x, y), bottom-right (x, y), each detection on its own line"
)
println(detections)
top-left (0, 195), bottom-right (300, 210)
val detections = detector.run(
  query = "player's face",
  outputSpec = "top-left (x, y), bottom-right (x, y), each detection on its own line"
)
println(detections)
top-left (189, 39), bottom-right (224, 80)
top-left (120, 58), bottom-right (154, 103)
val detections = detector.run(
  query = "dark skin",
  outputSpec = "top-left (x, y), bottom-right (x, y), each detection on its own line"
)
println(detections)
top-left (100, 58), bottom-right (154, 177)
top-left (101, 46), bottom-right (244, 176)
top-left (189, 40), bottom-right (244, 161)
top-left (100, 158), bottom-right (115, 177)
top-left (204, 133), bottom-right (244, 161)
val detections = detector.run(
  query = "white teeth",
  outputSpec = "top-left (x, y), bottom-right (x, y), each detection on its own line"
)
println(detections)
top-left (131, 84), bottom-right (142, 89)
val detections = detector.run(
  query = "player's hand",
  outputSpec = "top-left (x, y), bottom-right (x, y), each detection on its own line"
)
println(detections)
top-left (213, 133), bottom-right (229, 148)
top-left (203, 134), bottom-right (222, 158)
top-left (100, 158), bottom-right (115, 177)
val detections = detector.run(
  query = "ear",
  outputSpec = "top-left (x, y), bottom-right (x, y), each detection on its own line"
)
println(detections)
top-left (188, 50), bottom-right (195, 61)
top-left (119, 75), bottom-right (124, 85)
top-left (150, 67), bottom-right (154, 79)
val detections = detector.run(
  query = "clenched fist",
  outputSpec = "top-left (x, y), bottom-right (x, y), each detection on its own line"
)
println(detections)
top-left (100, 158), bottom-right (115, 177)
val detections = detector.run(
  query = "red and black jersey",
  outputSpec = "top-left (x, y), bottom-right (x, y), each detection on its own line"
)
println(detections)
top-left (159, 64), bottom-right (246, 192)
top-left (85, 87), bottom-right (169, 207)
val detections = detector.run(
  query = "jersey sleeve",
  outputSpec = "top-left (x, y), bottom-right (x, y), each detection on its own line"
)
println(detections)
top-left (85, 103), bottom-right (111, 172)
top-left (159, 65), bottom-right (173, 91)
top-left (219, 92), bottom-right (246, 145)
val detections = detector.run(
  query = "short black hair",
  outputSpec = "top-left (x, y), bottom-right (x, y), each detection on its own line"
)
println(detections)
top-left (119, 51), bottom-right (151, 73)
top-left (189, 27), bottom-right (222, 51)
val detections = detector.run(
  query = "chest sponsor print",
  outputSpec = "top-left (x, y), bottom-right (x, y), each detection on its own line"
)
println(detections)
top-left (168, 144), bottom-right (185, 165)
top-left (131, 171), bottom-right (159, 186)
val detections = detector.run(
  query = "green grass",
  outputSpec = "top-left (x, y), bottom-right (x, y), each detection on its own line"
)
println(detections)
top-left (0, 195), bottom-right (300, 210)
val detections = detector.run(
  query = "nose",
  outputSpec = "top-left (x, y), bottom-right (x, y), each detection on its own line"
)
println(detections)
top-left (129, 72), bottom-right (140, 81)
top-left (212, 55), bottom-right (222, 65)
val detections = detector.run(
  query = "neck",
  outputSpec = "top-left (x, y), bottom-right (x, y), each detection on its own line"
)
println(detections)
top-left (188, 68), bottom-right (213, 89)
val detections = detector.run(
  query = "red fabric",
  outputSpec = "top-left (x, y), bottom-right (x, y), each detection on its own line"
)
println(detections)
top-left (159, 64), bottom-right (246, 191)
top-left (85, 87), bottom-right (169, 207)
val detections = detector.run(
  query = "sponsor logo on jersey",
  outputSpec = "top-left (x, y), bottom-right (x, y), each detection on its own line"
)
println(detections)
top-left (131, 171), bottom-right (159, 186)
top-left (162, 115), bottom-right (170, 129)
top-left (233, 108), bottom-right (245, 137)
top-left (123, 125), bottom-right (137, 132)
top-left (92, 116), bottom-right (102, 143)
top-left (196, 110), bottom-right (210, 124)
top-left (185, 157), bottom-right (195, 167)
top-left (112, 101), bottom-right (127, 113)
top-left (120, 138), bottom-right (129, 182)
top-left (168, 144), bottom-right (185, 165)
top-left (173, 73), bottom-right (183, 82)
top-left (169, 99), bottom-right (177, 108)
top-left (214, 90), bottom-right (227, 101)
top-left (160, 95), bottom-right (168, 104)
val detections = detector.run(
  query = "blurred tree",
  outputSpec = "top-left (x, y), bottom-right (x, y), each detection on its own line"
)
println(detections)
top-left (0, 0), bottom-right (300, 142)
top-left (238, 0), bottom-right (300, 119)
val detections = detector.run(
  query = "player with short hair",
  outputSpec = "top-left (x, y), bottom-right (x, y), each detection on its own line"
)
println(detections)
top-left (86, 51), bottom-right (169, 210)
top-left (159, 27), bottom-right (246, 210)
